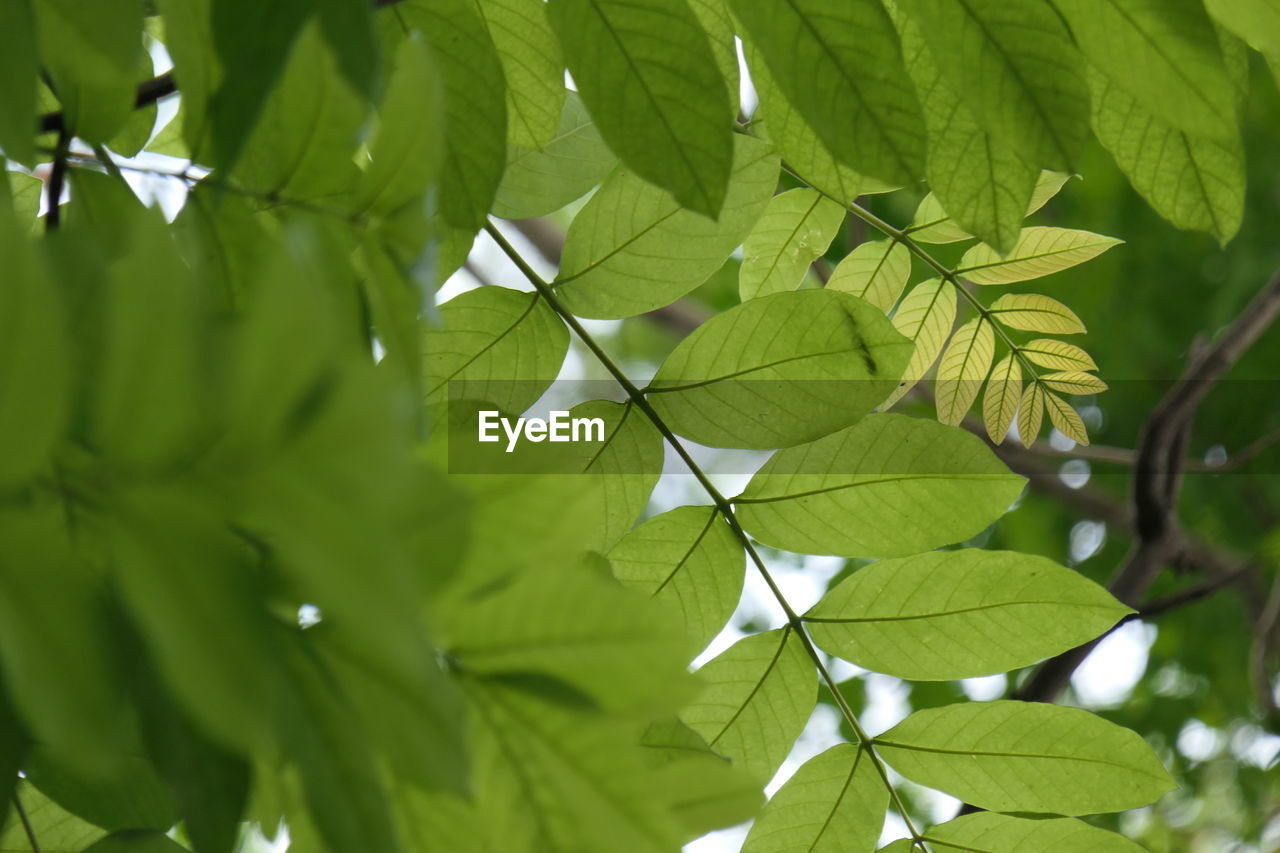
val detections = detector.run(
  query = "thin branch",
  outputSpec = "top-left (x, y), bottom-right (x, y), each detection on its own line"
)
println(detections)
top-left (484, 220), bottom-right (933, 850)
top-left (44, 128), bottom-right (70, 232)
top-left (1138, 564), bottom-right (1255, 620)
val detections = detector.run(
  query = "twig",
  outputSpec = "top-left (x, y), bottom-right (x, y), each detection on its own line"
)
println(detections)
top-left (12, 790), bottom-right (43, 853)
top-left (45, 128), bottom-right (69, 232)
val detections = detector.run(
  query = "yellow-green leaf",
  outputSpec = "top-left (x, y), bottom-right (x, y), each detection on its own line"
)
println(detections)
top-left (1045, 392), bottom-right (1090, 445)
top-left (1041, 371), bottom-right (1108, 395)
top-left (936, 317), bottom-right (994, 426)
top-left (983, 354), bottom-right (1021, 443)
top-left (826, 240), bottom-right (912, 312)
top-left (883, 278), bottom-right (957, 408)
top-left (740, 188), bottom-right (846, 300)
top-left (989, 294), bottom-right (1086, 334)
top-left (958, 227), bottom-right (1122, 285)
top-left (1020, 339), bottom-right (1097, 372)
top-left (1017, 381), bottom-right (1046, 448)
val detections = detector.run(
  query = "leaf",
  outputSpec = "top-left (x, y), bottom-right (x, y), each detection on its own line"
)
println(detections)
top-left (687, 0), bottom-right (741, 117)
top-left (0, 0), bottom-right (36, 165)
top-left (1206, 0), bottom-right (1280, 56)
top-left (81, 832), bottom-right (190, 853)
top-left (736, 414), bottom-right (1026, 558)
top-left (556, 135), bottom-right (778, 318)
top-left (805, 549), bottom-right (1133, 680)
top-left (1017, 381), bottom-right (1046, 447)
top-left (0, 783), bottom-right (106, 852)
top-left (875, 700), bottom-right (1176, 815)
top-left (907, 193), bottom-right (974, 244)
top-left (230, 22), bottom-right (365, 203)
top-left (646, 289), bottom-right (913, 450)
top-left (989, 294), bottom-right (1086, 334)
top-left (935, 317), bottom-right (994, 426)
top-left (207, 0), bottom-right (311, 168)
top-left (442, 565), bottom-right (693, 712)
top-left (739, 189), bottom-right (846, 300)
top-left (680, 628), bottom-right (816, 782)
top-left (357, 33), bottom-right (444, 215)
top-left (423, 286), bottom-right (568, 417)
top-left (732, 0), bottom-right (926, 184)
top-left (751, 58), bottom-right (888, 204)
top-left (316, 0), bottom-right (377, 97)
top-left (983, 353), bottom-right (1021, 443)
top-left (894, 9), bottom-right (1035, 254)
top-left (1019, 339), bottom-right (1097, 372)
top-left (825, 240), bottom-right (911, 313)
top-left (571, 400), bottom-right (665, 551)
top-left (1045, 392), bottom-right (1091, 445)
top-left (492, 92), bottom-right (619, 219)
top-left (893, 0), bottom-right (1089, 169)
top-left (23, 747), bottom-right (177, 834)
top-left (477, 0), bottom-right (564, 148)
top-left (608, 505), bottom-right (745, 654)
top-left (1090, 71), bottom-right (1244, 245)
top-left (1055, 0), bottom-right (1237, 140)
top-left (740, 744), bottom-right (887, 853)
top-left (546, 0), bottom-right (733, 218)
top-left (1041, 371), bottom-right (1108, 395)
top-left (34, 0), bottom-right (144, 143)
top-left (924, 812), bottom-right (1148, 852)
top-left (395, 0), bottom-right (508, 231)
top-left (641, 724), bottom-right (763, 840)
top-left (957, 227), bottom-right (1122, 285)
top-left (882, 278), bottom-right (957, 408)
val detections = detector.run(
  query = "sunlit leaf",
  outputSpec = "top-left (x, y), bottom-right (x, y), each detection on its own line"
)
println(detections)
top-left (958, 227), bottom-right (1122, 285)
top-left (882, 278), bottom-right (957, 408)
top-left (1019, 339), bottom-right (1097, 372)
top-left (1017, 381), bottom-right (1046, 447)
top-left (935, 317), bottom-right (994, 426)
top-left (989, 294), bottom-right (1086, 334)
top-left (1045, 392), bottom-right (1091, 445)
top-left (477, 0), bottom-right (564, 149)
top-left (740, 188), bottom-right (846, 300)
top-left (925, 812), bottom-right (1148, 852)
top-left (826, 240), bottom-right (912, 313)
top-left (983, 353), bottom-right (1021, 443)
top-left (1040, 371), bottom-right (1108, 395)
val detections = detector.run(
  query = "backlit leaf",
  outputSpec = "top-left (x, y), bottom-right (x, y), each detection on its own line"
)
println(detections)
top-left (805, 549), bottom-right (1132, 680)
top-left (935, 317), bottom-right (994, 426)
top-left (547, 0), bottom-right (734, 218)
top-left (740, 744), bottom-right (886, 853)
top-left (882, 278), bottom-right (957, 408)
top-left (983, 353), bottom-right (1021, 443)
top-left (826, 240), bottom-right (912, 313)
top-left (989, 294), bottom-right (1086, 334)
top-left (736, 414), bottom-right (1026, 558)
top-left (958, 227), bottom-right (1122, 285)
top-left (875, 701), bottom-right (1176, 815)
top-left (1019, 339), bottom-right (1097, 372)
top-left (1045, 392), bottom-right (1091, 445)
top-left (1041, 371), bottom-right (1108, 395)
top-left (680, 628), bottom-right (816, 782)
top-left (925, 812), bottom-right (1147, 852)
top-left (1017, 381), bottom-right (1046, 447)
top-left (739, 189), bottom-right (846, 300)
top-left (477, 0), bottom-right (564, 149)
top-left (0, 0), bottom-right (36, 165)
top-left (556, 135), bottom-right (778, 318)
top-left (646, 289), bottom-right (912, 450)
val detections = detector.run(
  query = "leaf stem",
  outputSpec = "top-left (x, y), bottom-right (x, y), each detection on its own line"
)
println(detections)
top-left (483, 220), bottom-right (931, 848)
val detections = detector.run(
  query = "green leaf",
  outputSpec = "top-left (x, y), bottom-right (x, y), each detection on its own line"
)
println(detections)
top-left (230, 22), bottom-right (365, 203)
top-left (805, 549), bottom-right (1133, 680)
top-left (492, 92), bottom-right (619, 219)
top-left (1045, 391), bottom-right (1091, 445)
top-left (154, 0), bottom-right (217, 159)
top-left (1090, 70), bottom-right (1244, 245)
top-left (983, 353), bottom-right (1021, 443)
top-left (556, 134), bottom-right (778, 318)
top-left (875, 701), bottom-right (1176, 815)
top-left (23, 747), bottom-right (178, 833)
top-left (1041, 371), bottom-right (1108, 395)
top-left (826, 240), bottom-right (912, 313)
top-left (424, 287), bottom-right (568, 417)
top-left (207, 0), bottom-right (311, 168)
top-left (0, 783), bottom-right (106, 852)
top-left (924, 812), bottom-right (1148, 852)
top-left (1019, 339), bottom-right (1097, 372)
top-left (935, 317), bottom-right (994, 426)
top-left (1017, 381), bottom-right (1046, 447)
top-left (907, 193), bottom-right (975, 244)
top-left (443, 564), bottom-right (693, 712)
top-left (0, 0), bottom-right (36, 165)
top-left (317, 0), bottom-right (377, 97)
top-left (893, 0), bottom-right (1088, 170)
top-left (568, 400), bottom-right (664, 551)
top-left (882, 277), bottom-right (957, 408)
top-left (477, 0), bottom-right (564, 148)
top-left (878, 842), bottom-right (915, 853)
top-left (608, 505), bottom-right (745, 654)
top-left (1054, 0), bottom-right (1237, 140)
top-left (680, 628), bottom-right (816, 782)
top-left (357, 33), bottom-right (444, 215)
top-left (646, 289), bottom-right (912, 450)
top-left (0, 204), bottom-right (68, 488)
top-left (733, 0), bottom-right (926, 184)
top-left (81, 832), bottom-right (190, 853)
top-left (7, 172), bottom-right (44, 228)
top-left (34, 0), bottom-right (144, 143)
top-left (735, 414), bottom-right (1026, 558)
top-left (740, 744), bottom-right (886, 853)
top-left (739, 189), bottom-right (846, 300)
top-left (989, 294), bottom-right (1086, 334)
top-left (547, 0), bottom-right (733, 218)
top-left (1205, 0), bottom-right (1280, 56)
top-left (751, 59), bottom-right (890, 204)
top-left (395, 0), bottom-right (508, 231)
top-left (894, 9), bottom-right (1035, 255)
top-left (108, 101), bottom-right (158, 158)
top-left (641, 723), bottom-right (763, 840)
top-left (957, 227), bottom-right (1122, 285)
top-left (688, 0), bottom-right (741, 117)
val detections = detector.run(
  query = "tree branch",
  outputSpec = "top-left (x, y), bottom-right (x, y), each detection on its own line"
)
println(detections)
top-left (44, 128), bottom-right (69, 232)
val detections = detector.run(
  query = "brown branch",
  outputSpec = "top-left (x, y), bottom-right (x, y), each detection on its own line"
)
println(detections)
top-left (44, 128), bottom-right (69, 231)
